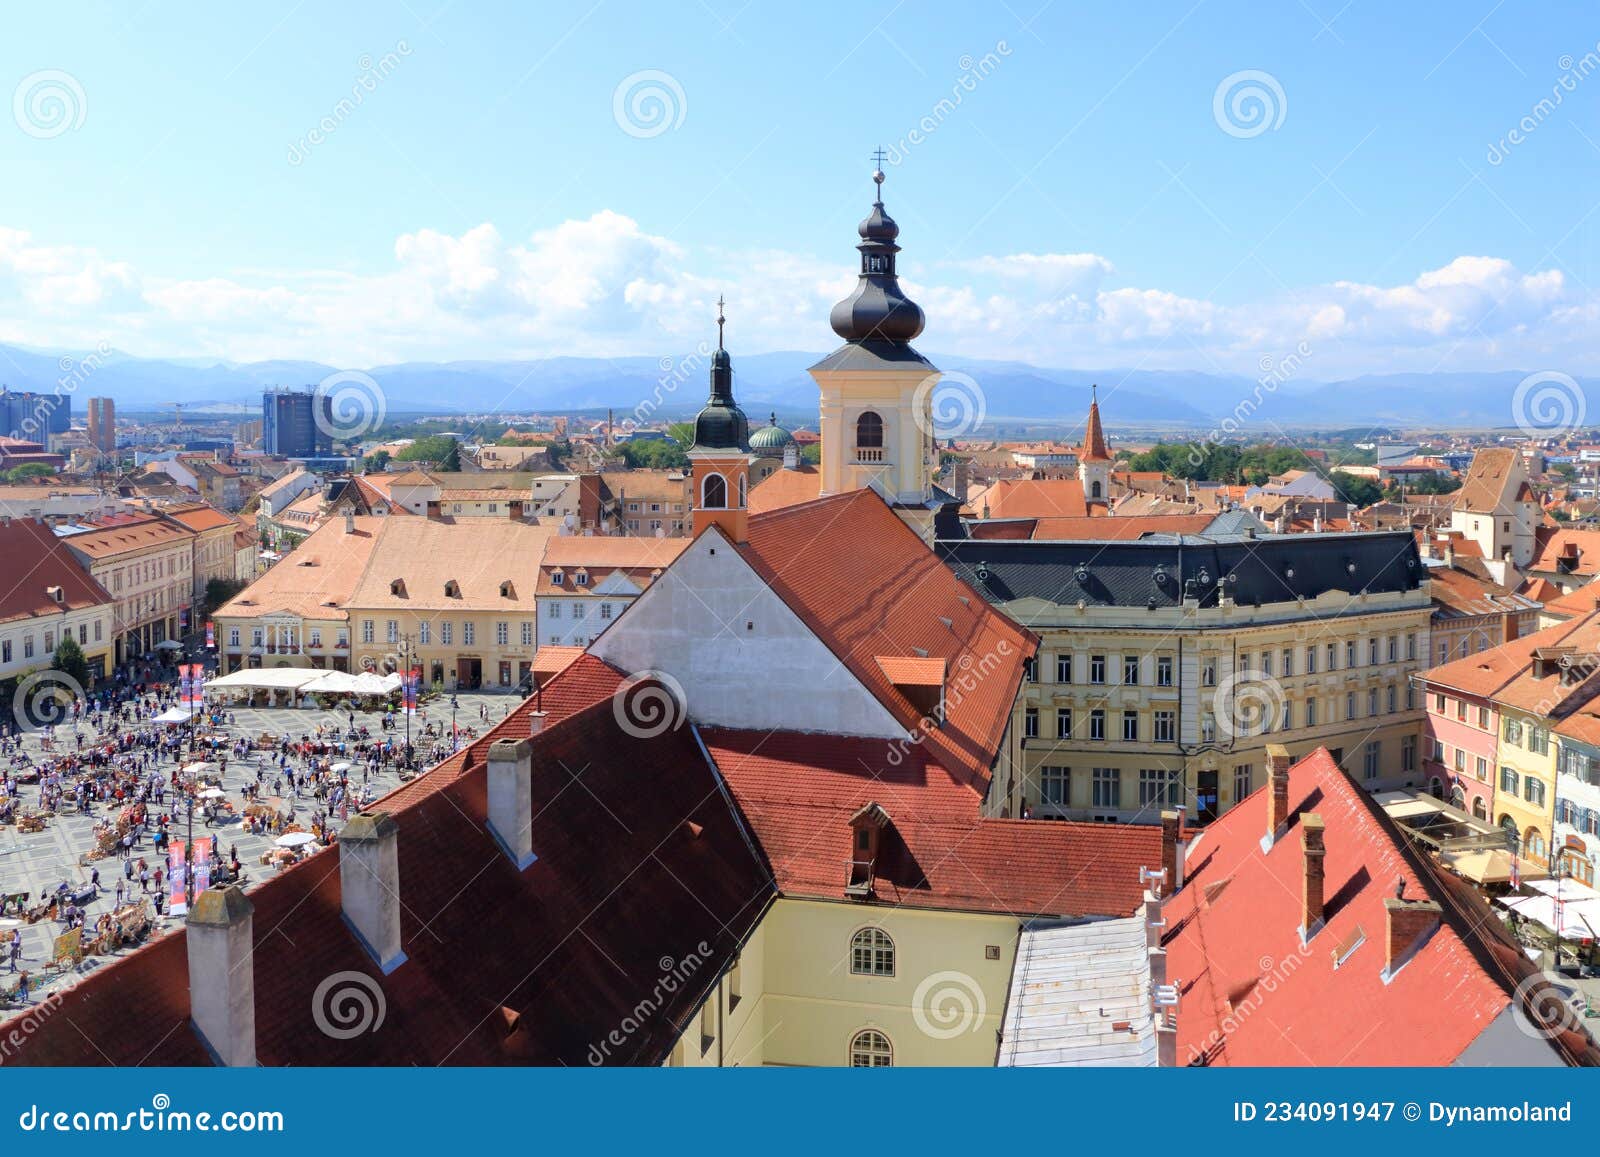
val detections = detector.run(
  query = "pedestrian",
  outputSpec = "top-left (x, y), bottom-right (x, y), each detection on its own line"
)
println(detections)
top-left (90, 867), bottom-right (100, 893)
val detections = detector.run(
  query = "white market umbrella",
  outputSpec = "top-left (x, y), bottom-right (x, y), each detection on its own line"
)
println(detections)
top-left (153, 640), bottom-right (184, 651)
top-left (274, 832), bottom-right (316, 848)
top-left (181, 761), bottom-right (215, 776)
top-left (153, 707), bottom-right (192, 724)
top-left (199, 788), bottom-right (226, 800)
top-left (330, 761), bottom-right (352, 772)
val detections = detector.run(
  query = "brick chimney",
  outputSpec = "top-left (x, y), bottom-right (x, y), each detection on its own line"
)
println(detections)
top-left (338, 812), bottom-right (406, 974)
top-left (186, 885), bottom-right (256, 1066)
top-left (1504, 611), bottom-right (1519, 644)
top-left (1300, 812), bottom-right (1326, 940)
top-left (1160, 809), bottom-right (1183, 893)
top-left (1382, 897), bottom-right (1441, 979)
top-left (1264, 743), bottom-right (1292, 847)
top-left (487, 738), bottom-right (537, 869)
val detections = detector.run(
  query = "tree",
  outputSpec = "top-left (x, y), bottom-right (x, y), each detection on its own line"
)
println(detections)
top-left (618, 438), bottom-right (689, 470)
top-left (394, 435), bottom-right (459, 463)
top-left (52, 635), bottom-right (91, 691)
top-left (1329, 471), bottom-right (1384, 508)
top-left (439, 438), bottom-right (461, 472)
top-left (666, 421), bottom-right (695, 446)
top-left (801, 443), bottom-right (821, 466)
top-left (363, 449), bottom-right (390, 473)
top-left (6, 463), bottom-right (54, 482)
top-left (205, 577), bottom-right (246, 611)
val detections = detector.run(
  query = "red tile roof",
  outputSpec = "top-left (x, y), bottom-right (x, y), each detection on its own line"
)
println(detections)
top-left (2, 661), bottom-right (774, 1067)
top-left (1164, 748), bottom-right (1596, 1066)
top-left (0, 518), bottom-right (114, 626)
top-left (1080, 398), bottom-right (1111, 463)
top-left (740, 488), bottom-right (1037, 786)
top-left (982, 478), bottom-right (1089, 519)
top-left (747, 465), bottom-right (821, 515)
top-left (704, 729), bottom-right (1160, 917)
top-left (1531, 527), bottom-right (1600, 577)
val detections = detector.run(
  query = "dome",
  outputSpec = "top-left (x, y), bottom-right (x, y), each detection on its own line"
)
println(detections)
top-left (749, 413), bottom-right (794, 454)
top-left (689, 324), bottom-right (749, 452)
top-left (828, 171), bottom-right (926, 345)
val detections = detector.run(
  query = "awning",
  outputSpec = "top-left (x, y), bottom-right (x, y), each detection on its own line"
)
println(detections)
top-left (1436, 847), bottom-right (1549, 885)
top-left (206, 668), bottom-right (326, 692)
top-left (152, 707), bottom-right (192, 723)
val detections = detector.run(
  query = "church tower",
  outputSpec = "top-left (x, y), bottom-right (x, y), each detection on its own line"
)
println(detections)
top-left (1079, 385), bottom-right (1112, 507)
top-left (689, 298), bottom-right (752, 543)
top-left (809, 157), bottom-right (940, 516)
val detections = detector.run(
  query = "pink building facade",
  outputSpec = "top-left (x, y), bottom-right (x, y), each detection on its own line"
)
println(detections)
top-left (1421, 682), bottom-right (1500, 821)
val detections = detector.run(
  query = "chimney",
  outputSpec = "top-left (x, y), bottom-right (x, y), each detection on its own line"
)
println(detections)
top-left (1264, 743), bottom-right (1292, 847)
top-left (185, 885), bottom-right (257, 1066)
top-left (1443, 540), bottom-right (1455, 569)
top-left (1382, 897), bottom-right (1441, 978)
top-left (1300, 812), bottom-right (1326, 940)
top-left (524, 711), bottom-right (548, 737)
top-left (338, 812), bottom-right (406, 973)
top-left (1504, 611), bottom-right (1519, 644)
top-left (1312, 512), bottom-right (1322, 533)
top-left (1160, 809), bottom-right (1183, 893)
top-left (487, 738), bottom-right (537, 869)
top-left (344, 512), bottom-right (355, 535)
top-left (1143, 890), bottom-right (1164, 948)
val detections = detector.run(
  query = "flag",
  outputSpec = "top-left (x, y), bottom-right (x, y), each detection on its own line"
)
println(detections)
top-left (205, 621), bottom-right (215, 649)
top-left (403, 666), bottom-right (420, 715)
top-left (1510, 851), bottom-right (1521, 890)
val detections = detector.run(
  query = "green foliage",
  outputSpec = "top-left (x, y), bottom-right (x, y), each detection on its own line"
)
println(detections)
top-left (6, 463), bottom-right (55, 482)
top-left (1389, 472), bottom-right (1460, 497)
top-left (801, 443), bottom-right (821, 466)
top-left (51, 635), bottom-right (91, 690)
top-left (393, 435), bottom-right (460, 464)
top-left (440, 439), bottom-right (461, 471)
top-left (362, 450), bottom-right (390, 473)
top-left (1328, 471), bottom-right (1384, 507)
top-left (665, 421), bottom-right (695, 446)
top-left (205, 577), bottom-right (246, 611)
top-left (618, 438), bottom-right (689, 470)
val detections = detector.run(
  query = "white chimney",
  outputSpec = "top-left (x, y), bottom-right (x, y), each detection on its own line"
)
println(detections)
top-left (338, 812), bottom-right (406, 973)
top-left (186, 885), bottom-right (257, 1066)
top-left (487, 738), bottom-right (538, 869)
top-left (344, 512), bottom-right (356, 535)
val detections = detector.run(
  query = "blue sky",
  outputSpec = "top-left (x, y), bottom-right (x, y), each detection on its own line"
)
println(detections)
top-left (3, 0), bottom-right (1599, 376)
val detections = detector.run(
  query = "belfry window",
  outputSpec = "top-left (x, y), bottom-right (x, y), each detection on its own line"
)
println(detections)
top-left (856, 411), bottom-right (885, 448)
top-left (702, 473), bottom-right (727, 509)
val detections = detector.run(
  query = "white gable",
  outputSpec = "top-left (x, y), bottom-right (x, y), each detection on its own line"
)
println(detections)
top-left (592, 571), bottom-right (643, 597)
top-left (590, 529), bottom-right (905, 738)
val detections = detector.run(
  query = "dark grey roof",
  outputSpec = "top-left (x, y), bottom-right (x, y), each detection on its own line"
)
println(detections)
top-left (938, 531), bottom-right (1424, 610)
top-left (809, 341), bottom-right (937, 374)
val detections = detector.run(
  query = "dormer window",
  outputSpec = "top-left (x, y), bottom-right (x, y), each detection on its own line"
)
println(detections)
top-left (444, 580), bottom-right (460, 598)
top-left (551, 571), bottom-right (564, 586)
top-left (389, 579), bottom-right (406, 597)
top-left (574, 571), bottom-right (588, 586)
top-left (499, 580), bottom-right (515, 598)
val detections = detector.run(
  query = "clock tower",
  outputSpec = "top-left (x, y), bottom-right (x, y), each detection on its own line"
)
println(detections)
top-left (689, 298), bottom-right (752, 543)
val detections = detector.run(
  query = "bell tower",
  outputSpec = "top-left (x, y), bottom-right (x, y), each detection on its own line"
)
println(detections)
top-left (689, 297), bottom-right (752, 543)
top-left (808, 155), bottom-right (939, 513)
top-left (1079, 384), bottom-right (1112, 506)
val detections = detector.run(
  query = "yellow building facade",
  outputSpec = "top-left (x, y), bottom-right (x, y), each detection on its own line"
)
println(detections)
top-left (1492, 704), bottom-right (1560, 863)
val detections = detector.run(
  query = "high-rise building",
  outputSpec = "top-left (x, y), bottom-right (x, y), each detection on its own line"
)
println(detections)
top-left (86, 397), bottom-right (115, 452)
top-left (0, 388), bottom-right (71, 440)
top-left (262, 388), bottom-right (333, 457)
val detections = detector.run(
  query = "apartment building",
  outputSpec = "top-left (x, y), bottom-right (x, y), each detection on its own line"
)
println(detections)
top-left (940, 528), bottom-right (1432, 824)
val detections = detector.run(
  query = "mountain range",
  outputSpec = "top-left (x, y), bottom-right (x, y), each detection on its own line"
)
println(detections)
top-left (0, 341), bottom-right (1582, 431)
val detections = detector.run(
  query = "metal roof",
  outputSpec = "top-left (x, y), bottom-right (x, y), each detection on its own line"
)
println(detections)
top-left (998, 915), bottom-right (1158, 1067)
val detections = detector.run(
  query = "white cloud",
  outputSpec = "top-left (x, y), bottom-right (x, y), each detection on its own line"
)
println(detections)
top-left (0, 215), bottom-right (1593, 377)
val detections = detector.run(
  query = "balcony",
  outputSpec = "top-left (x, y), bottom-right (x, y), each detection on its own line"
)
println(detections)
top-left (853, 447), bottom-right (885, 463)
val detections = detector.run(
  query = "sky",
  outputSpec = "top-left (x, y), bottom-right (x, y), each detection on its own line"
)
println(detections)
top-left (2, 0), bottom-right (1600, 379)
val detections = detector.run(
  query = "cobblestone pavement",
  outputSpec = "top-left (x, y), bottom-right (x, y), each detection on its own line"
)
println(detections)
top-left (0, 690), bottom-right (522, 1005)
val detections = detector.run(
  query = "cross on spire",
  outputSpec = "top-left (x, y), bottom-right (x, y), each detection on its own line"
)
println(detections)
top-left (871, 146), bottom-right (887, 197)
top-left (716, 294), bottom-right (726, 350)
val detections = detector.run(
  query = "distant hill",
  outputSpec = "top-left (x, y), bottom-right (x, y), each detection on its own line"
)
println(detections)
top-left (0, 341), bottom-right (1585, 430)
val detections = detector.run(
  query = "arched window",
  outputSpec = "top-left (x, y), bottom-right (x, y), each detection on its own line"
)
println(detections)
top-left (702, 473), bottom-right (727, 509)
top-left (1427, 776), bottom-right (1443, 799)
top-left (849, 927), bottom-right (894, 976)
top-left (1472, 796), bottom-right (1487, 821)
top-left (855, 411), bottom-right (884, 448)
top-left (738, 473), bottom-right (747, 507)
top-left (1449, 783), bottom-right (1465, 809)
top-left (1090, 480), bottom-right (1102, 499)
top-left (1525, 828), bottom-right (1546, 860)
top-left (849, 1029), bottom-right (893, 1068)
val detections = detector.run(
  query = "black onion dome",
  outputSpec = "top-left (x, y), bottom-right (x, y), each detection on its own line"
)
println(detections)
top-left (829, 172), bottom-right (925, 345)
top-left (690, 344), bottom-right (749, 452)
